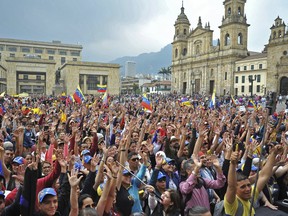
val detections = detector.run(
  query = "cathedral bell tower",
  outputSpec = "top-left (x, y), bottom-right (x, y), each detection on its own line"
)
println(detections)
top-left (219, 0), bottom-right (249, 52)
top-left (172, 2), bottom-right (190, 61)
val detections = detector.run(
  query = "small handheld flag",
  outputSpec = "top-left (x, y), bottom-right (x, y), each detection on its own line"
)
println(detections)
top-left (141, 94), bottom-right (152, 112)
top-left (97, 85), bottom-right (107, 93)
top-left (73, 85), bottom-right (85, 104)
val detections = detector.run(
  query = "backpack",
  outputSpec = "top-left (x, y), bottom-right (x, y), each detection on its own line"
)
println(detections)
top-left (213, 199), bottom-right (243, 216)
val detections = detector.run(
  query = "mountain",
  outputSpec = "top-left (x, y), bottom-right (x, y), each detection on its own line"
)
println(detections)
top-left (109, 44), bottom-right (172, 76)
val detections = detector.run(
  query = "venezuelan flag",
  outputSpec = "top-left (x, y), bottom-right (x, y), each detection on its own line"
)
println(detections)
top-left (66, 95), bottom-right (74, 106)
top-left (209, 88), bottom-right (216, 109)
top-left (102, 92), bottom-right (109, 106)
top-left (247, 100), bottom-right (256, 111)
top-left (73, 85), bottom-right (85, 104)
top-left (60, 92), bottom-right (66, 101)
top-left (97, 84), bottom-right (107, 93)
top-left (141, 94), bottom-right (152, 112)
top-left (180, 98), bottom-right (191, 107)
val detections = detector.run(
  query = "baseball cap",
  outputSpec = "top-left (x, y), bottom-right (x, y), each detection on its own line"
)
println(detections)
top-left (3, 141), bottom-right (13, 150)
top-left (0, 191), bottom-right (5, 199)
top-left (123, 169), bottom-right (133, 175)
top-left (97, 133), bottom-right (104, 141)
top-left (12, 156), bottom-right (24, 165)
top-left (251, 165), bottom-right (258, 172)
top-left (82, 136), bottom-right (92, 143)
top-left (97, 183), bottom-right (105, 196)
top-left (74, 161), bottom-right (83, 171)
top-left (170, 136), bottom-right (178, 142)
top-left (83, 155), bottom-right (92, 164)
top-left (157, 171), bottom-right (166, 181)
top-left (38, 188), bottom-right (57, 203)
top-left (164, 157), bottom-right (175, 165)
top-left (81, 149), bottom-right (90, 156)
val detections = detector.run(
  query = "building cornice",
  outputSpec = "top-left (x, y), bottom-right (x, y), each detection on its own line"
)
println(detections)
top-left (61, 61), bottom-right (120, 69)
top-left (0, 38), bottom-right (82, 50)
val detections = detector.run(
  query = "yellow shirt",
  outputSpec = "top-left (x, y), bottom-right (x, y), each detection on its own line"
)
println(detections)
top-left (224, 187), bottom-right (259, 216)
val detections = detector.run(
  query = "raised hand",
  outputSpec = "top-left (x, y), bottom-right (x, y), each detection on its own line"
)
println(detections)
top-left (155, 153), bottom-right (163, 169)
top-left (90, 154), bottom-right (100, 172)
top-left (68, 169), bottom-right (83, 188)
top-left (111, 162), bottom-right (120, 177)
top-left (230, 150), bottom-right (242, 165)
top-left (191, 154), bottom-right (202, 168)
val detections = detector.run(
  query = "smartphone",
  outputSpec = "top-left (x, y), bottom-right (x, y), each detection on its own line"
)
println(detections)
top-left (44, 125), bottom-right (49, 131)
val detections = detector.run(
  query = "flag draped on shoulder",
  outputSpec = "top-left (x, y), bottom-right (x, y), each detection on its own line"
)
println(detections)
top-left (97, 84), bottom-right (107, 93)
top-left (141, 93), bottom-right (152, 112)
top-left (73, 85), bottom-right (85, 104)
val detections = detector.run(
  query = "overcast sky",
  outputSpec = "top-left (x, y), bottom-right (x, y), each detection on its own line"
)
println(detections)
top-left (1, 0), bottom-right (287, 62)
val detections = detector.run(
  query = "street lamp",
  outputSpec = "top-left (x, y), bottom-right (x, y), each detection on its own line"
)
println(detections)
top-left (191, 80), bottom-right (195, 96)
top-left (248, 75), bottom-right (256, 98)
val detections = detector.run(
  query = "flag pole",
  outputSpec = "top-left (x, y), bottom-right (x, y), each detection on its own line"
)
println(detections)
top-left (115, 160), bottom-right (162, 201)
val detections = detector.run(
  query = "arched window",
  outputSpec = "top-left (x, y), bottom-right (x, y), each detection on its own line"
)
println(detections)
top-left (279, 30), bottom-right (282, 38)
top-left (273, 31), bottom-right (276, 39)
top-left (175, 48), bottom-right (178, 58)
top-left (196, 45), bottom-right (200, 55)
top-left (182, 48), bottom-right (187, 56)
top-left (228, 7), bottom-right (231, 15)
top-left (176, 29), bottom-right (179, 35)
top-left (238, 33), bottom-right (243, 45)
top-left (225, 33), bottom-right (230, 46)
top-left (238, 7), bottom-right (241, 15)
top-left (184, 29), bottom-right (187, 35)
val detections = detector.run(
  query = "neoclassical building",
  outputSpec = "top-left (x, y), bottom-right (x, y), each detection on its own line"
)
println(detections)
top-left (0, 38), bottom-right (120, 95)
top-left (171, 0), bottom-right (288, 96)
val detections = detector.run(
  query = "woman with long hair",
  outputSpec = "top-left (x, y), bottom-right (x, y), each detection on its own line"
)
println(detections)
top-left (148, 187), bottom-right (181, 216)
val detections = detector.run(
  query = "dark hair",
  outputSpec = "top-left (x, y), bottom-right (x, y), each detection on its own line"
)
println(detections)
top-left (79, 207), bottom-right (98, 216)
top-left (78, 194), bottom-right (93, 209)
top-left (236, 171), bottom-right (248, 182)
top-left (183, 159), bottom-right (194, 172)
top-left (186, 206), bottom-right (210, 216)
top-left (165, 189), bottom-right (181, 214)
top-left (127, 151), bottom-right (138, 160)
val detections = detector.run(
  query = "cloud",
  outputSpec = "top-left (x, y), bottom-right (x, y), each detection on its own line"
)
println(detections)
top-left (1, 0), bottom-right (288, 62)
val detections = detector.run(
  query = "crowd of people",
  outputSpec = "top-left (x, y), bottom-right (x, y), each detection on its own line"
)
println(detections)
top-left (0, 92), bottom-right (287, 216)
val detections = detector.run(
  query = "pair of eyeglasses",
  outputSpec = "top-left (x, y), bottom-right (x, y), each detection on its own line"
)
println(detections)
top-left (131, 158), bottom-right (139, 162)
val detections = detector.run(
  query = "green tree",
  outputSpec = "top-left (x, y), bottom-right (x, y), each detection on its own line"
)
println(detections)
top-left (158, 67), bottom-right (166, 80)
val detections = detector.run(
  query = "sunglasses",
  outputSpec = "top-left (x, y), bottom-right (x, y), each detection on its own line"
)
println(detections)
top-left (131, 158), bottom-right (139, 162)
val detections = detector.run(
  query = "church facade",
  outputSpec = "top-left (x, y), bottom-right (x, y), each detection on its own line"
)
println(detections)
top-left (171, 0), bottom-right (288, 96)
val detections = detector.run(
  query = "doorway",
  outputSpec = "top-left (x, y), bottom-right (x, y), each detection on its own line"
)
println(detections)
top-left (280, 76), bottom-right (288, 95)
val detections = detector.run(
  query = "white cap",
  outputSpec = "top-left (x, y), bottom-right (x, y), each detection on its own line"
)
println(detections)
top-left (97, 133), bottom-right (104, 141)
top-left (170, 136), bottom-right (178, 141)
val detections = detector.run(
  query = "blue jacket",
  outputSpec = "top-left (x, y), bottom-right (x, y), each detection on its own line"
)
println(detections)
top-left (129, 164), bottom-right (147, 214)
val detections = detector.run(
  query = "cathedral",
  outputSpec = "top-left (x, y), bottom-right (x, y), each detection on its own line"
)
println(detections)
top-left (171, 0), bottom-right (288, 96)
